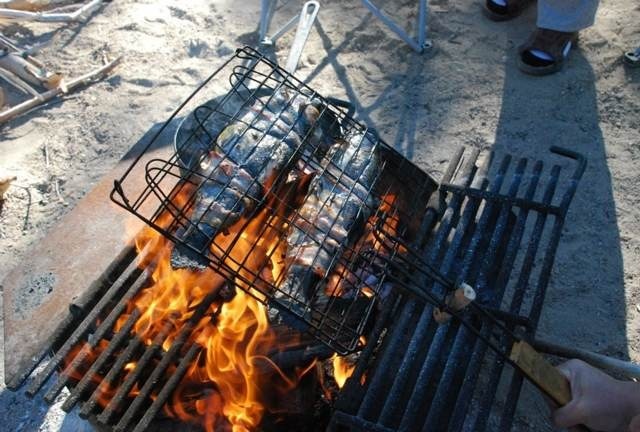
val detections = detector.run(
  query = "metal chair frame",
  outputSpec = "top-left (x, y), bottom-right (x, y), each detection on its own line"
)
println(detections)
top-left (259, 0), bottom-right (432, 55)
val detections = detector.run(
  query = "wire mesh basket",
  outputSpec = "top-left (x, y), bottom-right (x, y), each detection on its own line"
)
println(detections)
top-left (111, 46), bottom-right (438, 353)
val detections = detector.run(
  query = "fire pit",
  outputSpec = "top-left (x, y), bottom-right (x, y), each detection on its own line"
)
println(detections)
top-left (4, 47), bottom-right (585, 432)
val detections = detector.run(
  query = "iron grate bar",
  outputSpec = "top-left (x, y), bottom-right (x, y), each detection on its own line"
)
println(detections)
top-left (447, 159), bottom-right (541, 432)
top-left (420, 156), bottom-right (518, 431)
top-left (42, 267), bottom-right (150, 403)
top-left (355, 148), bottom-right (480, 421)
top-left (23, 245), bottom-right (139, 395)
top-left (335, 147), bottom-right (585, 432)
top-left (470, 164), bottom-right (562, 431)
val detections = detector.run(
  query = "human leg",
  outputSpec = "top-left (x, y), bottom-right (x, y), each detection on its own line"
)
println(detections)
top-left (518, 0), bottom-right (599, 75)
top-left (537, 0), bottom-right (599, 32)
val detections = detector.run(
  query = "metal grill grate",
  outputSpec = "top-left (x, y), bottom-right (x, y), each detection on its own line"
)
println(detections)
top-left (329, 146), bottom-right (585, 431)
top-left (111, 46), bottom-right (438, 354)
top-left (13, 146), bottom-right (584, 432)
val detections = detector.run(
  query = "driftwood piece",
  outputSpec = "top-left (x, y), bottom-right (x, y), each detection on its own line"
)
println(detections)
top-left (0, 0), bottom-right (74, 12)
top-left (0, 55), bottom-right (121, 124)
top-left (0, 67), bottom-right (41, 96)
top-left (0, 51), bottom-right (62, 89)
top-left (0, 0), bottom-right (101, 21)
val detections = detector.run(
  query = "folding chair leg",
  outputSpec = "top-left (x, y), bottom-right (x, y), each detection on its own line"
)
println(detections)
top-left (361, 0), bottom-right (432, 53)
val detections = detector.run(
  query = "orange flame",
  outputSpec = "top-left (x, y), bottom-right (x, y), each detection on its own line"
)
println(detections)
top-left (331, 354), bottom-right (355, 389)
top-left (62, 175), bottom-right (396, 430)
top-left (119, 178), bottom-right (306, 431)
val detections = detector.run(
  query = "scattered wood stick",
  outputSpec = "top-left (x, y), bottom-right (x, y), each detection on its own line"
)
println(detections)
top-left (0, 67), bottom-right (41, 96)
top-left (0, 50), bottom-right (62, 89)
top-left (53, 177), bottom-right (65, 205)
top-left (43, 142), bottom-right (50, 167)
top-left (0, 0), bottom-right (76, 12)
top-left (0, 0), bottom-right (101, 22)
top-left (6, 182), bottom-right (32, 230)
top-left (0, 55), bottom-right (121, 124)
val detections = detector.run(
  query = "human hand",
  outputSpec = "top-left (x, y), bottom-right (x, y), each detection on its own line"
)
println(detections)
top-left (552, 359), bottom-right (640, 432)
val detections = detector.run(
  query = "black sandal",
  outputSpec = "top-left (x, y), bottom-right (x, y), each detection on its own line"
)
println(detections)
top-left (483, 0), bottom-right (534, 21)
top-left (518, 28), bottom-right (578, 76)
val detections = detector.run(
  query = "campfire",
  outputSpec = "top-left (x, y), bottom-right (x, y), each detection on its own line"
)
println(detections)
top-left (7, 47), bottom-right (586, 432)
top-left (58, 181), bottom-right (379, 431)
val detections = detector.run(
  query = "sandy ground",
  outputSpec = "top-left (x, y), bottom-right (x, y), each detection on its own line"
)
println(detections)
top-left (0, 0), bottom-right (638, 430)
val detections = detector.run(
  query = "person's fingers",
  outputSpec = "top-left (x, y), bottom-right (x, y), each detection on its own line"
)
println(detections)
top-left (552, 400), bottom-right (585, 429)
top-left (556, 359), bottom-right (584, 401)
top-left (556, 361), bottom-right (573, 380)
top-left (629, 414), bottom-right (640, 432)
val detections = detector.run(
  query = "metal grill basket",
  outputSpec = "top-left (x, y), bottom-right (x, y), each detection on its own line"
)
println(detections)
top-left (111, 46), bottom-right (438, 354)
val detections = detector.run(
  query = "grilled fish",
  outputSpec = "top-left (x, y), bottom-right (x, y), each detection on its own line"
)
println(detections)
top-left (171, 88), bottom-right (339, 270)
top-left (277, 130), bottom-right (380, 310)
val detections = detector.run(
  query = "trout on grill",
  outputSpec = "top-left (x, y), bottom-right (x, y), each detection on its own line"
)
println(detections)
top-left (171, 88), bottom-right (339, 270)
top-left (277, 130), bottom-right (380, 309)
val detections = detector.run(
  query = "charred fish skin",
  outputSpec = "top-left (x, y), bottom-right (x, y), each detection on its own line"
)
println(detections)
top-left (171, 89), bottom-right (340, 271)
top-left (278, 130), bottom-right (380, 313)
top-left (216, 90), bottom-right (340, 180)
top-left (170, 151), bottom-right (262, 270)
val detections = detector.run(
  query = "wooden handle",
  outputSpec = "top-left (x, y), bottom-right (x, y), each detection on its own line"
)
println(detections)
top-left (510, 340), bottom-right (572, 406)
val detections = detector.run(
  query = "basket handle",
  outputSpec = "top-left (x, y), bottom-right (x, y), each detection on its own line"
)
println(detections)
top-left (284, 1), bottom-right (320, 74)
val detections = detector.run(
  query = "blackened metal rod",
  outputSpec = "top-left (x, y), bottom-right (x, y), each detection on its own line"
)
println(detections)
top-left (114, 291), bottom-right (219, 432)
top-left (96, 320), bottom-right (175, 425)
top-left (378, 301), bottom-right (433, 427)
top-left (9, 245), bottom-right (138, 391)
top-left (448, 161), bottom-right (542, 432)
top-left (60, 309), bottom-right (141, 411)
top-left (79, 331), bottom-right (144, 418)
top-left (388, 155), bottom-right (509, 430)
top-left (356, 300), bottom-right (419, 419)
top-left (131, 343), bottom-right (201, 432)
top-left (507, 169), bottom-right (561, 312)
top-left (498, 166), bottom-right (566, 432)
top-left (329, 410), bottom-right (397, 432)
top-left (420, 157), bottom-right (522, 431)
top-left (25, 252), bottom-right (141, 397)
top-left (394, 153), bottom-right (497, 431)
top-left (114, 332), bottom-right (193, 432)
top-left (416, 147), bottom-right (465, 251)
top-left (39, 268), bottom-right (149, 402)
top-left (471, 165), bottom-right (561, 432)
top-left (357, 148), bottom-right (480, 421)
top-left (336, 295), bottom-right (400, 411)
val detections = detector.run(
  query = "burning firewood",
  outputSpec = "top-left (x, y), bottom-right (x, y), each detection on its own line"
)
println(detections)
top-left (0, 174), bottom-right (17, 200)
